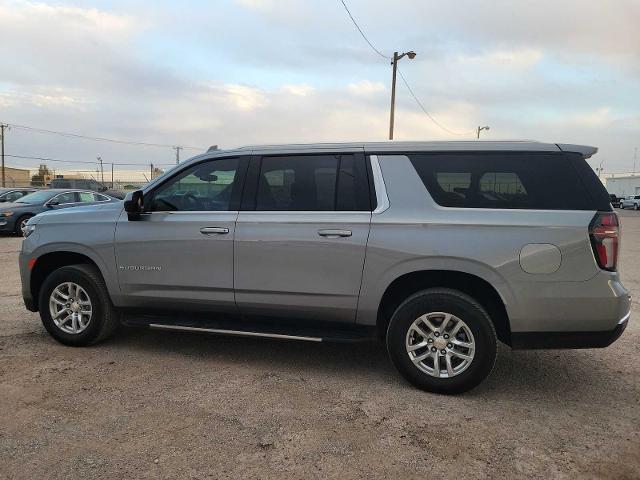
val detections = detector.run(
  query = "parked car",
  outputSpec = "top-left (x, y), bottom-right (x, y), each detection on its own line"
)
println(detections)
top-left (49, 178), bottom-right (108, 192)
top-left (609, 193), bottom-right (621, 208)
top-left (620, 195), bottom-right (640, 210)
top-left (0, 189), bottom-right (118, 235)
top-left (0, 187), bottom-right (37, 203)
top-left (19, 141), bottom-right (629, 394)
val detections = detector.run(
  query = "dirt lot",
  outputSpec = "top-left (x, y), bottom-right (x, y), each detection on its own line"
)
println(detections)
top-left (1, 212), bottom-right (639, 480)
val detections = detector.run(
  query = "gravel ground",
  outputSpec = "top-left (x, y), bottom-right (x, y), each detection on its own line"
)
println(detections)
top-left (1, 211), bottom-right (639, 479)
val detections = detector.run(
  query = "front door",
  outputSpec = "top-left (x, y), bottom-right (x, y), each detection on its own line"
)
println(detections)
top-left (114, 156), bottom-right (248, 313)
top-left (234, 153), bottom-right (372, 323)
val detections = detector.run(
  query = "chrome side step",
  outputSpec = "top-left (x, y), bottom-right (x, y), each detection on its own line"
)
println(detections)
top-left (149, 323), bottom-right (323, 342)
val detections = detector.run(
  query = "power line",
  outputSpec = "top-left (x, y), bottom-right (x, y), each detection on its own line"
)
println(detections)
top-left (339, 0), bottom-right (390, 60)
top-left (6, 154), bottom-right (175, 167)
top-left (337, 0), bottom-right (474, 137)
top-left (396, 69), bottom-right (473, 136)
top-left (6, 122), bottom-right (206, 151)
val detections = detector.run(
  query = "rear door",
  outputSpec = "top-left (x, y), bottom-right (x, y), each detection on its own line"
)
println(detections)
top-left (234, 152), bottom-right (372, 323)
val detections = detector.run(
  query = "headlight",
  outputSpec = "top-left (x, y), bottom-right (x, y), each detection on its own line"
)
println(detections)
top-left (1, 211), bottom-right (14, 217)
top-left (22, 224), bottom-right (36, 238)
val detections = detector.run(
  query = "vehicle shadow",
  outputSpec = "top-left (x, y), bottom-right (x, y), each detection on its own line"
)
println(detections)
top-left (108, 325), bottom-right (628, 401)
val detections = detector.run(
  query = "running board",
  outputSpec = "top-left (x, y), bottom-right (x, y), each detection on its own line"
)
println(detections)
top-left (121, 311), bottom-right (376, 343)
top-left (149, 323), bottom-right (323, 342)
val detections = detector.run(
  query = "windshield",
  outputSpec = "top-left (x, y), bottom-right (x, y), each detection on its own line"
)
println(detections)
top-left (16, 190), bottom-right (56, 204)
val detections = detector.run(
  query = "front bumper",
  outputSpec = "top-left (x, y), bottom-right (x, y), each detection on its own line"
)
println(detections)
top-left (0, 218), bottom-right (16, 232)
top-left (19, 251), bottom-right (37, 312)
top-left (511, 312), bottom-right (629, 349)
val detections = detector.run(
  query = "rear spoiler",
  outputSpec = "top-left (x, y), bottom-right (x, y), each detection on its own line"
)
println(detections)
top-left (556, 143), bottom-right (598, 159)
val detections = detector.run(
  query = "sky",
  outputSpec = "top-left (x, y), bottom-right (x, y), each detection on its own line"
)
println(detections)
top-left (0, 0), bottom-right (639, 180)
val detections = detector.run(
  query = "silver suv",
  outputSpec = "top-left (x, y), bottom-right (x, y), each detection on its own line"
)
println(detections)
top-left (19, 141), bottom-right (630, 393)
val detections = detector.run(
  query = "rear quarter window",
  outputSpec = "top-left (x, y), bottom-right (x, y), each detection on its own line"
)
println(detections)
top-left (408, 152), bottom-right (601, 210)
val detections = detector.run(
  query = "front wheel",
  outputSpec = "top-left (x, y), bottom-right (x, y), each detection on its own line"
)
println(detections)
top-left (39, 264), bottom-right (119, 346)
top-left (15, 214), bottom-right (33, 236)
top-left (635, 203), bottom-right (639, 211)
top-left (386, 288), bottom-right (497, 394)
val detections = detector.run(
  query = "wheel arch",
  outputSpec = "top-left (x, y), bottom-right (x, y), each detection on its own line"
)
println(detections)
top-left (30, 250), bottom-right (105, 311)
top-left (376, 269), bottom-right (512, 346)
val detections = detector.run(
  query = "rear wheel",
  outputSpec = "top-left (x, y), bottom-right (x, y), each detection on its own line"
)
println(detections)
top-left (635, 203), bottom-right (639, 211)
top-left (39, 264), bottom-right (119, 346)
top-left (15, 214), bottom-right (33, 236)
top-left (386, 288), bottom-right (497, 394)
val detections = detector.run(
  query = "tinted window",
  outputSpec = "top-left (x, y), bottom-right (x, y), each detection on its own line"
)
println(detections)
top-left (3, 191), bottom-right (30, 202)
top-left (255, 154), bottom-right (369, 211)
top-left (409, 152), bottom-right (594, 210)
top-left (150, 157), bottom-right (240, 211)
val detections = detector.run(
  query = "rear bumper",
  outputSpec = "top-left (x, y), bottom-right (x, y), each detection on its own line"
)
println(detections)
top-left (511, 312), bottom-right (629, 349)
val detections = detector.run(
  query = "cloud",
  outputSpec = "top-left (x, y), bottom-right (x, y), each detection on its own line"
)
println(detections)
top-left (348, 81), bottom-right (385, 96)
top-left (219, 84), bottom-right (270, 111)
top-left (281, 84), bottom-right (315, 96)
top-left (0, 0), bottom-right (637, 176)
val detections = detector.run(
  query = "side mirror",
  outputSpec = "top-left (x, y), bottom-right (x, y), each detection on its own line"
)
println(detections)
top-left (47, 201), bottom-right (59, 207)
top-left (124, 190), bottom-right (144, 220)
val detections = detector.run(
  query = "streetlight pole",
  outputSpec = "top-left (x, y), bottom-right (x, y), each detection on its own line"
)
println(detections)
top-left (0, 123), bottom-right (8, 188)
top-left (97, 155), bottom-right (104, 184)
top-left (476, 126), bottom-right (490, 139)
top-left (389, 51), bottom-right (416, 140)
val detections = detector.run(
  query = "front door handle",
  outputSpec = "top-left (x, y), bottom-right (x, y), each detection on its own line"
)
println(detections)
top-left (200, 227), bottom-right (229, 235)
top-left (318, 229), bottom-right (352, 238)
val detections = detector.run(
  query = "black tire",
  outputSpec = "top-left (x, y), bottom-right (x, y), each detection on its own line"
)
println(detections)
top-left (39, 264), bottom-right (119, 346)
top-left (386, 288), bottom-right (497, 394)
top-left (635, 203), bottom-right (639, 211)
top-left (14, 214), bottom-right (33, 236)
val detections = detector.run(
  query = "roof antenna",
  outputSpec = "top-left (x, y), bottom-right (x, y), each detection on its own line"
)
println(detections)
top-left (207, 145), bottom-right (219, 152)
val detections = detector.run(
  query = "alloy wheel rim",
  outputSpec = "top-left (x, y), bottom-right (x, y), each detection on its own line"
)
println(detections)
top-left (405, 312), bottom-right (475, 378)
top-left (19, 218), bottom-right (29, 234)
top-left (49, 282), bottom-right (93, 334)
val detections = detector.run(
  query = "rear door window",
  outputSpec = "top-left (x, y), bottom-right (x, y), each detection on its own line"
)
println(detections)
top-left (253, 154), bottom-right (370, 211)
top-left (409, 152), bottom-right (594, 210)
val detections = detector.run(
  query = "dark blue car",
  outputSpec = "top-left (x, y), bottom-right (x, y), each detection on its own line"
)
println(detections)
top-left (0, 189), bottom-right (118, 235)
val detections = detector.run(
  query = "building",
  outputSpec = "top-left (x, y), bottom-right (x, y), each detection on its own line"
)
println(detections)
top-left (1, 166), bottom-right (31, 187)
top-left (605, 175), bottom-right (640, 198)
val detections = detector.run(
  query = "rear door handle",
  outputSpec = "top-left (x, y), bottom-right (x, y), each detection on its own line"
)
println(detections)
top-left (200, 227), bottom-right (229, 235)
top-left (318, 229), bottom-right (352, 238)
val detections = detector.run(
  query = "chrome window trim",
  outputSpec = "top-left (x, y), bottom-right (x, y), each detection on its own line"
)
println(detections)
top-left (369, 155), bottom-right (390, 214)
top-left (154, 210), bottom-right (240, 215)
top-left (239, 211), bottom-right (370, 215)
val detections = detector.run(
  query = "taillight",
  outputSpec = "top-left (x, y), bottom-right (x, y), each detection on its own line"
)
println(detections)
top-left (589, 212), bottom-right (620, 271)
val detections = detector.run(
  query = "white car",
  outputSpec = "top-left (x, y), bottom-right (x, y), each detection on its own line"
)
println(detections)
top-left (621, 195), bottom-right (640, 210)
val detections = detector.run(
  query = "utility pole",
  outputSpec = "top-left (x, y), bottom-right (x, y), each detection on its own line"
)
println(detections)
top-left (111, 163), bottom-right (114, 189)
top-left (388, 51), bottom-right (416, 140)
top-left (97, 155), bottom-right (104, 184)
top-left (0, 123), bottom-right (8, 187)
top-left (634, 147), bottom-right (637, 175)
top-left (174, 146), bottom-right (183, 165)
top-left (150, 163), bottom-right (154, 180)
top-left (476, 126), bottom-right (490, 139)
